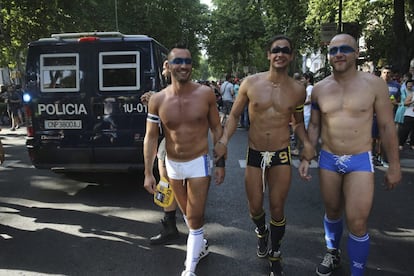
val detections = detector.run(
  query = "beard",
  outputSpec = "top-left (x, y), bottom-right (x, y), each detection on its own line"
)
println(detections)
top-left (331, 59), bottom-right (354, 73)
top-left (172, 69), bottom-right (191, 83)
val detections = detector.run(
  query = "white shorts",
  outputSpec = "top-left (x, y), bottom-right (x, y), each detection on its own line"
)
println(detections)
top-left (165, 154), bottom-right (211, 180)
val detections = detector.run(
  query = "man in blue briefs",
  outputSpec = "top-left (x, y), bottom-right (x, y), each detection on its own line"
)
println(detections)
top-left (299, 34), bottom-right (401, 276)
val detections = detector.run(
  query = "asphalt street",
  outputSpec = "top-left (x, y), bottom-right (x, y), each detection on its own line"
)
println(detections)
top-left (0, 126), bottom-right (413, 275)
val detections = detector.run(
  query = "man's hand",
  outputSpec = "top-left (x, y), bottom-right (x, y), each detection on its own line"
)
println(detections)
top-left (214, 167), bottom-right (225, 185)
top-left (301, 141), bottom-right (316, 162)
top-left (214, 141), bottom-right (227, 162)
top-left (143, 174), bottom-right (157, 194)
top-left (140, 91), bottom-right (156, 105)
top-left (298, 159), bottom-right (312, 181)
top-left (384, 165), bottom-right (401, 190)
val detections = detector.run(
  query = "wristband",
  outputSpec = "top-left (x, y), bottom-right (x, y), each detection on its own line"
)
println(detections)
top-left (216, 157), bottom-right (225, 167)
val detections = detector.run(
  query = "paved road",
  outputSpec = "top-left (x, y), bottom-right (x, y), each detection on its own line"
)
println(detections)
top-left (0, 127), bottom-right (413, 275)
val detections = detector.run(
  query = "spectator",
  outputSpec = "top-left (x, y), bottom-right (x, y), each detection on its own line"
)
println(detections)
top-left (220, 74), bottom-right (234, 125)
top-left (303, 72), bottom-right (314, 129)
top-left (398, 79), bottom-right (414, 150)
top-left (395, 72), bottom-right (412, 130)
top-left (5, 85), bottom-right (22, 131)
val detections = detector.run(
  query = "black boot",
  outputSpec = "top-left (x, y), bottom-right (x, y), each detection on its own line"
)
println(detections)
top-left (150, 217), bottom-right (179, 245)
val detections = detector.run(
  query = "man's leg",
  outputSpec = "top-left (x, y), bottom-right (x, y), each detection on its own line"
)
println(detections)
top-left (171, 177), bottom-right (210, 274)
top-left (150, 159), bottom-right (179, 245)
top-left (245, 166), bottom-right (267, 257)
top-left (150, 199), bottom-right (179, 245)
top-left (267, 165), bottom-right (291, 276)
top-left (344, 172), bottom-right (374, 276)
top-left (316, 169), bottom-right (344, 276)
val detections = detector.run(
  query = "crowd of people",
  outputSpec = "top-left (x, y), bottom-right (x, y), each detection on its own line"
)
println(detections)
top-left (142, 33), bottom-right (403, 276)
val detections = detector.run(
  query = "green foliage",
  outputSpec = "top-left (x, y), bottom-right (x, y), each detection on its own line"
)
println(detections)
top-left (0, 0), bottom-right (207, 73)
top-left (1, 0), bottom-right (414, 80)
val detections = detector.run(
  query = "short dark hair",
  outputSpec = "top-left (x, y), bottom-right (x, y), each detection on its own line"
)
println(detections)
top-left (303, 72), bottom-right (314, 85)
top-left (267, 35), bottom-right (293, 51)
top-left (168, 43), bottom-right (190, 60)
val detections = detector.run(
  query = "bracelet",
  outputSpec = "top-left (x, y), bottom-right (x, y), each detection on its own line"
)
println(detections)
top-left (216, 157), bottom-right (225, 167)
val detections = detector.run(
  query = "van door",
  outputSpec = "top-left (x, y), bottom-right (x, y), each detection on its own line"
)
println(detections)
top-left (27, 48), bottom-right (94, 167)
top-left (90, 41), bottom-right (162, 169)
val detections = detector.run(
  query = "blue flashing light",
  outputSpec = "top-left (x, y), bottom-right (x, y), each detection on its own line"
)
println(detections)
top-left (23, 93), bottom-right (32, 103)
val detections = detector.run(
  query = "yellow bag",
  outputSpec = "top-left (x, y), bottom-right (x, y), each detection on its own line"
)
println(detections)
top-left (154, 176), bottom-right (174, 208)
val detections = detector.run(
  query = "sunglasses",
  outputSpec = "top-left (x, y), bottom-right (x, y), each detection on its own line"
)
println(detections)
top-left (328, 45), bottom-right (355, 56)
top-left (169, 58), bottom-right (192, 65)
top-left (270, 46), bottom-right (292, 55)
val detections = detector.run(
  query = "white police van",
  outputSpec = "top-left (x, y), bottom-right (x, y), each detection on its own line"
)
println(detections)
top-left (24, 32), bottom-right (168, 172)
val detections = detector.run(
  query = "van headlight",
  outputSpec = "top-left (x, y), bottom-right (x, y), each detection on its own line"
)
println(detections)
top-left (23, 93), bottom-right (32, 103)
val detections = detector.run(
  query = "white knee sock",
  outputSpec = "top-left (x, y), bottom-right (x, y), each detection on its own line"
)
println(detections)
top-left (185, 227), bottom-right (204, 272)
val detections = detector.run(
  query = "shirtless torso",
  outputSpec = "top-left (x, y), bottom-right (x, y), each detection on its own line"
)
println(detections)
top-left (153, 82), bottom-right (216, 162)
top-left (242, 71), bottom-right (307, 151)
top-left (313, 71), bottom-right (381, 155)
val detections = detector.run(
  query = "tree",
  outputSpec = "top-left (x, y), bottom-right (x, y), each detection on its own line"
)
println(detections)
top-left (207, 0), bottom-right (266, 78)
top-left (306, 0), bottom-right (414, 73)
top-left (391, 0), bottom-right (414, 73)
top-left (0, 0), bottom-right (207, 75)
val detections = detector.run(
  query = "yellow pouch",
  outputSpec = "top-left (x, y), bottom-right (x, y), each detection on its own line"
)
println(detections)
top-left (154, 177), bottom-right (174, 208)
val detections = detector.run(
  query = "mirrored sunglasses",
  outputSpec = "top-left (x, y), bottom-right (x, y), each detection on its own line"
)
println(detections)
top-left (169, 58), bottom-right (192, 65)
top-left (328, 45), bottom-right (355, 56)
top-left (270, 46), bottom-right (292, 55)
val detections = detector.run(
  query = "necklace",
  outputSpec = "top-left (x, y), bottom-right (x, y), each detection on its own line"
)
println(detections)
top-left (270, 81), bottom-right (281, 88)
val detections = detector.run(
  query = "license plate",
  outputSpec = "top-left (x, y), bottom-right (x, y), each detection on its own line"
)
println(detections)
top-left (44, 120), bottom-right (82, 129)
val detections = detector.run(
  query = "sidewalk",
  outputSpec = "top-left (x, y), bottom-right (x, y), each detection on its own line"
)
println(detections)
top-left (0, 125), bottom-right (27, 136)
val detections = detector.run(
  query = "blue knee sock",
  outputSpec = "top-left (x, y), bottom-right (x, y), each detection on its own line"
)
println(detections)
top-left (347, 233), bottom-right (370, 276)
top-left (323, 214), bottom-right (343, 249)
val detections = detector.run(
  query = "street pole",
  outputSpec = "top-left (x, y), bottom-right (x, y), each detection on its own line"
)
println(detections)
top-left (115, 0), bottom-right (119, 31)
top-left (338, 0), bottom-right (343, 33)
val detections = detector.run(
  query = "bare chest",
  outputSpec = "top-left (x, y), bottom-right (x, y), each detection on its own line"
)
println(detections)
top-left (249, 84), bottom-right (297, 114)
top-left (319, 88), bottom-right (373, 115)
top-left (159, 96), bottom-right (208, 130)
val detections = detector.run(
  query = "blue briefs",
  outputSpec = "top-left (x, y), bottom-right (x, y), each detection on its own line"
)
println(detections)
top-left (318, 149), bottom-right (374, 174)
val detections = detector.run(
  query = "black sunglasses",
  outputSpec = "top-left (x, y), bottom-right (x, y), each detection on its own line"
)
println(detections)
top-left (328, 45), bottom-right (355, 56)
top-left (270, 46), bottom-right (292, 55)
top-left (169, 58), bottom-right (192, 65)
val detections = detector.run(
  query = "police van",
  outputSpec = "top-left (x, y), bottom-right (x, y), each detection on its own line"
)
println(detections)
top-left (24, 32), bottom-right (168, 172)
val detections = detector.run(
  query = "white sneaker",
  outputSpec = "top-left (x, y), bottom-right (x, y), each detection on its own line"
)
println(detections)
top-left (184, 239), bottom-right (209, 266)
top-left (199, 238), bottom-right (209, 261)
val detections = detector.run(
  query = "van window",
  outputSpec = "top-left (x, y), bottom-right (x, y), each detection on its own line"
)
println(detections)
top-left (40, 53), bottom-right (79, 92)
top-left (99, 51), bottom-right (140, 91)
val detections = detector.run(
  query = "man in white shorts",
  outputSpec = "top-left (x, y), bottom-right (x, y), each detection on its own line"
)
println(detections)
top-left (144, 45), bottom-right (224, 276)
